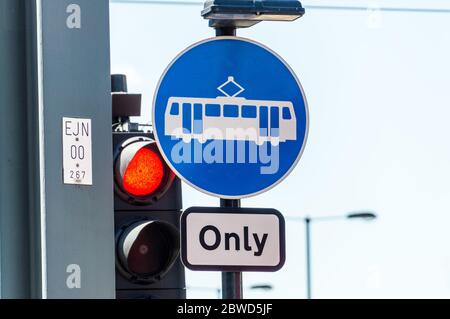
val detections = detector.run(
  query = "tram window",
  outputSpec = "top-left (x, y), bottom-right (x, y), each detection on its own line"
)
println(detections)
top-left (206, 104), bottom-right (221, 117)
top-left (224, 105), bottom-right (239, 118)
top-left (194, 104), bottom-right (203, 120)
top-left (242, 105), bottom-right (257, 118)
top-left (283, 107), bottom-right (292, 120)
top-left (170, 102), bottom-right (180, 115)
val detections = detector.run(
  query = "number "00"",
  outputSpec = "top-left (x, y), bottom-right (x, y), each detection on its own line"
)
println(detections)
top-left (70, 145), bottom-right (85, 160)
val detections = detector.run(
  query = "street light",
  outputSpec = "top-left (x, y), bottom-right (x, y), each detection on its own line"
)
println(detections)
top-left (249, 284), bottom-right (274, 292)
top-left (288, 211), bottom-right (377, 299)
top-left (202, 0), bottom-right (305, 33)
top-left (347, 212), bottom-right (377, 220)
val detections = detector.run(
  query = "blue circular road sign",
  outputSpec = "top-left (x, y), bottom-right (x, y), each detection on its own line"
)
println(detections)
top-left (153, 37), bottom-right (309, 199)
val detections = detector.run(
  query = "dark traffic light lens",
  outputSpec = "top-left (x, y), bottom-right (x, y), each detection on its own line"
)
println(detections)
top-left (117, 220), bottom-right (180, 282)
top-left (127, 224), bottom-right (170, 275)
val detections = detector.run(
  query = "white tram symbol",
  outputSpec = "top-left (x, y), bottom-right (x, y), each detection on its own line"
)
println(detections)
top-left (164, 77), bottom-right (297, 146)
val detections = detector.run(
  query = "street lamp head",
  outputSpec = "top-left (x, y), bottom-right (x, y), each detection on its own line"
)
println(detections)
top-left (202, 0), bottom-right (305, 29)
top-left (346, 212), bottom-right (377, 221)
top-left (249, 284), bottom-right (274, 291)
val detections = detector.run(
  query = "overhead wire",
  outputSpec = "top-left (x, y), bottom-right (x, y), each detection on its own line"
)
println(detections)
top-left (110, 0), bottom-right (450, 14)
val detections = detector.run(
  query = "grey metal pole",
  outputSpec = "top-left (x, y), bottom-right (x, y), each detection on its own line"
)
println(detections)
top-left (0, 0), bottom-right (37, 299)
top-left (26, 0), bottom-right (114, 299)
top-left (220, 198), bottom-right (243, 299)
top-left (305, 217), bottom-right (312, 299)
top-left (217, 288), bottom-right (221, 299)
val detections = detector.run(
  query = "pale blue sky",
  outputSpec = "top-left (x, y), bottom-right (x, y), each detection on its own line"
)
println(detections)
top-left (110, 0), bottom-right (450, 298)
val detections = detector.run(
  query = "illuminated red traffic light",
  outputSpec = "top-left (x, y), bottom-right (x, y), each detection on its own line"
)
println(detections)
top-left (122, 147), bottom-right (165, 197)
top-left (114, 137), bottom-right (174, 204)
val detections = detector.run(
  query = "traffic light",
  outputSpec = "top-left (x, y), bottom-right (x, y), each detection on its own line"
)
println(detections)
top-left (112, 75), bottom-right (185, 299)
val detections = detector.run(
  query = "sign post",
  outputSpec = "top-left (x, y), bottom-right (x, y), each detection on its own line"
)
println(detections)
top-left (220, 199), bottom-right (243, 299)
top-left (216, 26), bottom-right (242, 300)
top-left (153, 2), bottom-right (308, 300)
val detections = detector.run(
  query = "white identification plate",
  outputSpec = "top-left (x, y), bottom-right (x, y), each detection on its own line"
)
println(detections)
top-left (62, 117), bottom-right (93, 185)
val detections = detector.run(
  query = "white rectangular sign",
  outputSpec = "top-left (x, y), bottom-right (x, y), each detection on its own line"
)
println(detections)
top-left (62, 117), bottom-right (93, 185)
top-left (181, 207), bottom-right (285, 272)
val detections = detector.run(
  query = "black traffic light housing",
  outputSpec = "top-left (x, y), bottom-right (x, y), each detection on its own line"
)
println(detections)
top-left (112, 75), bottom-right (185, 299)
top-left (114, 132), bottom-right (185, 299)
